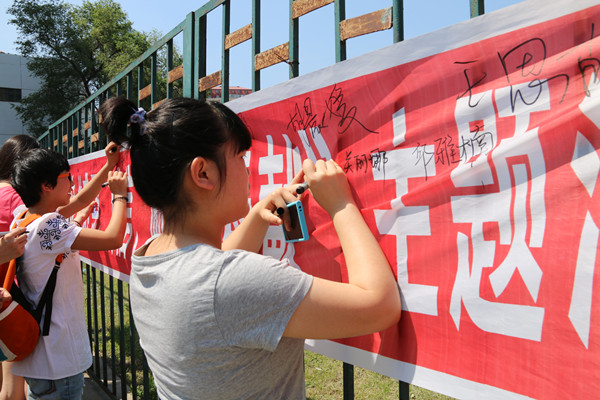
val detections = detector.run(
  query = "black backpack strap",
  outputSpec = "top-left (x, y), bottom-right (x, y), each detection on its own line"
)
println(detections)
top-left (33, 255), bottom-right (63, 336)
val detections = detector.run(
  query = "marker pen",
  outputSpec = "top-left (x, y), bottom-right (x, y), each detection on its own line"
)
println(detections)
top-left (296, 182), bottom-right (309, 194)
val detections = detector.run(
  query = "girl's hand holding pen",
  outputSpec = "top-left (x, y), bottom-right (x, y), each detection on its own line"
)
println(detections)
top-left (104, 141), bottom-right (121, 169)
top-left (107, 171), bottom-right (129, 198)
top-left (302, 158), bottom-right (353, 217)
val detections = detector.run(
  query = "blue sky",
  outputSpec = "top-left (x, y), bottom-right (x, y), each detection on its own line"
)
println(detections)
top-left (0, 0), bottom-right (524, 89)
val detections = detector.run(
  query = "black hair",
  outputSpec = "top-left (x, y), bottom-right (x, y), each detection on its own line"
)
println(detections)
top-left (0, 135), bottom-right (40, 181)
top-left (11, 148), bottom-right (70, 207)
top-left (99, 97), bottom-right (252, 225)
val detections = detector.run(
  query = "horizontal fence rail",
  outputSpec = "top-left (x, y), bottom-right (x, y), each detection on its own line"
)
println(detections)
top-left (36, 1), bottom-right (495, 399)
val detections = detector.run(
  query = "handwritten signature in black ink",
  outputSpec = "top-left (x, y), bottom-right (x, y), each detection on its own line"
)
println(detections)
top-left (343, 148), bottom-right (389, 179)
top-left (287, 84), bottom-right (378, 136)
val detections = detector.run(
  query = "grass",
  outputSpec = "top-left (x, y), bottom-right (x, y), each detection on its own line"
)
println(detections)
top-left (83, 265), bottom-right (158, 399)
top-left (305, 351), bottom-right (453, 400)
top-left (83, 266), bottom-right (452, 400)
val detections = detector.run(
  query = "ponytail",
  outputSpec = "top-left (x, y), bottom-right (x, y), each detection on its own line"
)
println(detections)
top-left (99, 97), bottom-right (252, 226)
top-left (99, 97), bottom-right (145, 147)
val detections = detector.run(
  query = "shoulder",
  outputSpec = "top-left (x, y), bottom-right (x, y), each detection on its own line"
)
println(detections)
top-left (220, 249), bottom-right (285, 272)
top-left (217, 249), bottom-right (311, 290)
top-left (34, 213), bottom-right (71, 231)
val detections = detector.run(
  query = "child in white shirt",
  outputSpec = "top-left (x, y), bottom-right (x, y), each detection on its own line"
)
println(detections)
top-left (10, 148), bottom-right (128, 400)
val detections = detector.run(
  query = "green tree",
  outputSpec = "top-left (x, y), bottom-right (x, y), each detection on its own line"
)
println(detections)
top-left (8, 0), bottom-right (152, 137)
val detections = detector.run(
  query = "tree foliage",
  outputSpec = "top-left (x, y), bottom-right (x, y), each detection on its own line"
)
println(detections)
top-left (8, 0), bottom-right (152, 137)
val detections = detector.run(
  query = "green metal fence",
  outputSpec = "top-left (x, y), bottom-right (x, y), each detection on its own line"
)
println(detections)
top-left (36, 1), bottom-right (495, 399)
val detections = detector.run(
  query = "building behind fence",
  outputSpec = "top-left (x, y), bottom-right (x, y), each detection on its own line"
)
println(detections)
top-left (0, 52), bottom-right (41, 145)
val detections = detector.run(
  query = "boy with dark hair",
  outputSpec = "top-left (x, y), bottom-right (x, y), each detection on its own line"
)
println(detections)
top-left (9, 148), bottom-right (129, 400)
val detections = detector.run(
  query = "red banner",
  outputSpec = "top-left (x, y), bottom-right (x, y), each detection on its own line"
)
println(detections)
top-left (70, 1), bottom-right (599, 398)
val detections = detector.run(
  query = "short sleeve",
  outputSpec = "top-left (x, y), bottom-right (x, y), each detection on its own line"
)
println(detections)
top-left (214, 251), bottom-right (313, 351)
top-left (32, 213), bottom-right (82, 256)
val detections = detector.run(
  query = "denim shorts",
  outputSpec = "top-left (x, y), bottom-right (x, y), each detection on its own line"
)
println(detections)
top-left (26, 373), bottom-right (85, 400)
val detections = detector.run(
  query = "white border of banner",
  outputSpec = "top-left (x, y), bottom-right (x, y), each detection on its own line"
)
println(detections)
top-left (69, 148), bottom-right (115, 165)
top-left (227, 0), bottom-right (597, 114)
top-left (80, 255), bottom-right (130, 283)
top-left (305, 340), bottom-right (534, 400)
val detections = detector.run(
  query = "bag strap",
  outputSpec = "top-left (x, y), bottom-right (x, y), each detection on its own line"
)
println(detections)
top-left (5, 211), bottom-right (64, 336)
top-left (36, 255), bottom-right (63, 335)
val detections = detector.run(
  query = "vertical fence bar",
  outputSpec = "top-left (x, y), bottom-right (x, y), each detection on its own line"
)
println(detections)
top-left (400, 381), bottom-right (410, 400)
top-left (143, 352), bottom-right (150, 398)
top-left (151, 52), bottom-right (158, 108)
top-left (195, 13), bottom-right (206, 100)
top-left (118, 280), bottom-right (127, 400)
top-left (222, 0), bottom-right (230, 103)
top-left (91, 102), bottom-right (98, 153)
top-left (56, 126), bottom-right (61, 153)
top-left (167, 40), bottom-right (174, 99)
top-left (92, 267), bottom-right (100, 374)
top-left (470, 0), bottom-right (485, 17)
top-left (138, 64), bottom-right (144, 109)
top-left (109, 275), bottom-right (117, 395)
top-left (127, 72), bottom-right (133, 103)
top-left (58, 123), bottom-right (64, 155)
top-left (393, 0), bottom-right (404, 43)
top-left (102, 93), bottom-right (108, 148)
top-left (252, 0), bottom-right (261, 91)
top-left (100, 271), bottom-right (108, 385)
top-left (74, 110), bottom-right (80, 157)
top-left (334, 0), bottom-right (346, 62)
top-left (54, 124), bottom-right (59, 154)
top-left (129, 305), bottom-right (138, 400)
top-left (56, 125), bottom-right (60, 153)
top-left (395, 2), bottom-right (406, 397)
top-left (50, 127), bottom-right (56, 152)
top-left (85, 264), bottom-right (92, 368)
top-left (289, 0), bottom-right (299, 78)
top-left (183, 11), bottom-right (195, 98)
top-left (343, 362), bottom-right (354, 400)
top-left (84, 105), bottom-right (90, 155)
top-left (66, 115), bottom-right (72, 159)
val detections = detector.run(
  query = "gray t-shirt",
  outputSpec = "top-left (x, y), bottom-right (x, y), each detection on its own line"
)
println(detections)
top-left (130, 241), bottom-right (313, 400)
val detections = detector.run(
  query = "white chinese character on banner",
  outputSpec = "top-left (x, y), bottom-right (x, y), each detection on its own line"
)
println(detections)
top-left (373, 109), bottom-right (439, 316)
top-left (449, 81), bottom-right (550, 341)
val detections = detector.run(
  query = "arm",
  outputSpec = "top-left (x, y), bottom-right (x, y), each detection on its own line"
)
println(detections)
top-left (73, 201), bottom-right (96, 227)
top-left (283, 159), bottom-right (401, 339)
top-left (222, 172), bottom-right (303, 253)
top-left (71, 171), bottom-right (128, 251)
top-left (58, 142), bottom-right (120, 219)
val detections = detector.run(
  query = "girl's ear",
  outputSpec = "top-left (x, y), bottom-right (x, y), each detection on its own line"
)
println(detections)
top-left (189, 156), bottom-right (216, 190)
top-left (41, 182), bottom-right (54, 193)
